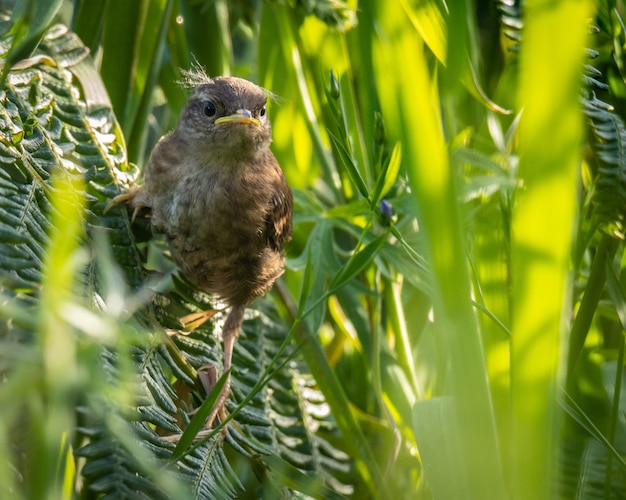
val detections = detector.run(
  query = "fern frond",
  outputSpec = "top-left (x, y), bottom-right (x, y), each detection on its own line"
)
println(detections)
top-left (497, 0), bottom-right (522, 46)
top-left (0, 22), bottom-right (355, 498)
top-left (582, 56), bottom-right (626, 237)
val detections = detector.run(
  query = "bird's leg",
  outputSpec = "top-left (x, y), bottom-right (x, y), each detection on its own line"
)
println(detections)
top-left (202, 304), bottom-right (246, 432)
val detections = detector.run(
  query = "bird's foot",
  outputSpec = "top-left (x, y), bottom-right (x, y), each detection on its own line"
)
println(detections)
top-left (104, 186), bottom-right (149, 221)
top-left (179, 309), bottom-right (222, 331)
top-left (159, 366), bottom-right (230, 444)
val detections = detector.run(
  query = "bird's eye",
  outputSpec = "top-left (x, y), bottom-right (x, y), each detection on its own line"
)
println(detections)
top-left (204, 101), bottom-right (216, 117)
top-left (260, 106), bottom-right (266, 118)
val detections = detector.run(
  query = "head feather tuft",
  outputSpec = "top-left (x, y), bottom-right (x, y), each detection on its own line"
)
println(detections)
top-left (178, 59), bottom-right (212, 89)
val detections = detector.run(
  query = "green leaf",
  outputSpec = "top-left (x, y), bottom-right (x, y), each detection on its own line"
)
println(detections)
top-left (374, 3), bottom-right (506, 497)
top-left (327, 233), bottom-right (387, 293)
top-left (328, 130), bottom-right (370, 200)
top-left (399, 0), bottom-right (446, 63)
top-left (296, 240), bottom-right (316, 317)
top-left (170, 369), bottom-right (230, 462)
top-left (0, 0), bottom-right (63, 83)
top-left (560, 392), bottom-right (626, 469)
top-left (99, 0), bottom-right (143, 125)
top-left (371, 141), bottom-right (401, 204)
top-left (126, 0), bottom-right (175, 164)
top-left (0, 20), bottom-right (356, 499)
top-left (511, 0), bottom-right (590, 495)
top-left (412, 398), bottom-right (466, 499)
top-left (72, 0), bottom-right (108, 52)
top-left (178, 0), bottom-right (232, 77)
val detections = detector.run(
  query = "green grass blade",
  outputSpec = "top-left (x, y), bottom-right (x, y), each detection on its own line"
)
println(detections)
top-left (179, 0), bottom-right (232, 77)
top-left (567, 234), bottom-right (619, 381)
top-left (327, 233), bottom-right (387, 293)
top-left (99, 0), bottom-right (143, 127)
top-left (297, 317), bottom-right (391, 499)
top-left (371, 141), bottom-right (401, 205)
top-left (412, 398), bottom-right (465, 498)
top-left (126, 0), bottom-right (174, 164)
top-left (373, 2), bottom-right (506, 497)
top-left (560, 391), bottom-right (626, 469)
top-left (38, 174), bottom-right (86, 500)
top-left (511, 0), bottom-right (592, 496)
top-left (72, 0), bottom-right (108, 51)
top-left (328, 130), bottom-right (370, 200)
top-left (399, 0), bottom-right (446, 63)
top-left (170, 369), bottom-right (230, 462)
top-left (1, 0), bottom-right (63, 84)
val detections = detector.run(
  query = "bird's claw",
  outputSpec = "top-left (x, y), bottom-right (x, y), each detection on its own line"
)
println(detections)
top-left (179, 309), bottom-right (221, 331)
top-left (104, 187), bottom-right (148, 222)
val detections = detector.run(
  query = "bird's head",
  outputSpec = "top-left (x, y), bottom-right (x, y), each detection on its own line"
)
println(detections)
top-left (177, 76), bottom-right (273, 157)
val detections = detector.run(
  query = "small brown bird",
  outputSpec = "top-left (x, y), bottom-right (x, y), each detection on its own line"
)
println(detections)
top-left (108, 73), bottom-right (293, 433)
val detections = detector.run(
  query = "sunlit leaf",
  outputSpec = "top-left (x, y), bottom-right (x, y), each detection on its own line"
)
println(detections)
top-left (328, 234), bottom-right (387, 293)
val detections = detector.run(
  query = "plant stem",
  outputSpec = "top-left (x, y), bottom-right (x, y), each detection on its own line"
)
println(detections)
top-left (567, 233), bottom-right (619, 385)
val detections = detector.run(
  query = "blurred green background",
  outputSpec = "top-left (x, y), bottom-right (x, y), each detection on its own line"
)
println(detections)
top-left (1, 0), bottom-right (626, 498)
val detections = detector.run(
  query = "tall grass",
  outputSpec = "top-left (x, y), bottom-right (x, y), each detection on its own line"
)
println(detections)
top-left (1, 0), bottom-right (625, 497)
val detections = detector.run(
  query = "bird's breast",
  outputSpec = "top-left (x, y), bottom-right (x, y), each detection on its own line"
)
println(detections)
top-left (162, 167), bottom-right (269, 256)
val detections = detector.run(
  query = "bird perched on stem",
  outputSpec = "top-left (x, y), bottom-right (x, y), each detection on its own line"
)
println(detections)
top-left (107, 70), bottom-right (293, 435)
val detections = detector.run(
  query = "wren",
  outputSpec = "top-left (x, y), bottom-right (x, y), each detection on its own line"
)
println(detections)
top-left (108, 72), bottom-right (293, 433)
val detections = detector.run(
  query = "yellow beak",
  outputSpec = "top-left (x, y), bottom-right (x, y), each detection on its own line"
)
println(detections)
top-left (214, 108), bottom-right (260, 126)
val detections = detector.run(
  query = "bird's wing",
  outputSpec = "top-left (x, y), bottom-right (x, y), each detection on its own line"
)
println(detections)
top-left (265, 177), bottom-right (293, 252)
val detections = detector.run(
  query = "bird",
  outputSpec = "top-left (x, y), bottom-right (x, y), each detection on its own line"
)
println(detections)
top-left (107, 71), bottom-right (293, 435)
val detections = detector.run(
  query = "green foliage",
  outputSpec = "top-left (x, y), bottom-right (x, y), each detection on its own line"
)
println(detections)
top-left (0, 15), bottom-right (354, 500)
top-left (3, 0), bottom-right (626, 498)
